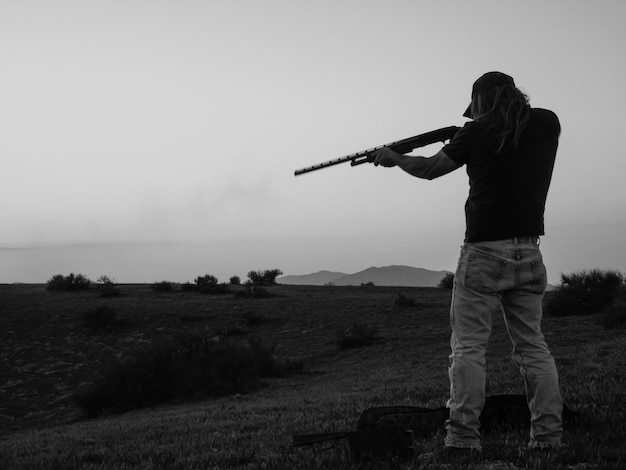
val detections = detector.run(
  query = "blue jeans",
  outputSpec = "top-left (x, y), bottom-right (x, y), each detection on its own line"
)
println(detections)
top-left (445, 237), bottom-right (563, 449)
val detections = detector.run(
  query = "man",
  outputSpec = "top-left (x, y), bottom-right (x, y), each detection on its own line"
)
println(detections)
top-left (372, 72), bottom-right (563, 459)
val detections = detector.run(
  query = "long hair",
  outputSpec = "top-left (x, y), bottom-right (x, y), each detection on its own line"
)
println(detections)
top-left (470, 85), bottom-right (530, 153)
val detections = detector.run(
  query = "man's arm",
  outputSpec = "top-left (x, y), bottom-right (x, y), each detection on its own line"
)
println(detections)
top-left (373, 148), bottom-right (461, 180)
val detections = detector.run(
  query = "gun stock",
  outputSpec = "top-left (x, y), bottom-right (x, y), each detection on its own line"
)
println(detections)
top-left (294, 126), bottom-right (460, 176)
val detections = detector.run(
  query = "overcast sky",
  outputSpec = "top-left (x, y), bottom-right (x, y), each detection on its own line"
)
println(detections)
top-left (1, 0), bottom-right (625, 284)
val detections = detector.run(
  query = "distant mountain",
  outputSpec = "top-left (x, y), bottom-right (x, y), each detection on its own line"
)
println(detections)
top-left (277, 270), bottom-right (347, 286)
top-left (277, 265), bottom-right (450, 287)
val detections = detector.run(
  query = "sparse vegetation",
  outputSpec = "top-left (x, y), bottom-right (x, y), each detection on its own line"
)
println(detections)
top-left (46, 273), bottom-right (91, 291)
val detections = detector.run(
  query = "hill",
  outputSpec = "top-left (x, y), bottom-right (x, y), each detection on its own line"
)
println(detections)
top-left (277, 269), bottom-right (346, 286)
top-left (278, 265), bottom-right (449, 287)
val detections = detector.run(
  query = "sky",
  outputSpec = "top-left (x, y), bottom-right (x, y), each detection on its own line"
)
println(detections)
top-left (1, 0), bottom-right (625, 284)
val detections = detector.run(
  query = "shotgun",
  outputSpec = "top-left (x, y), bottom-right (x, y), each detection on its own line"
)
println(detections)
top-left (294, 126), bottom-right (460, 176)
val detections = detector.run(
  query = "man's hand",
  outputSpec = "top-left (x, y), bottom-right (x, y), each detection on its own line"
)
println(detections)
top-left (372, 147), bottom-right (401, 167)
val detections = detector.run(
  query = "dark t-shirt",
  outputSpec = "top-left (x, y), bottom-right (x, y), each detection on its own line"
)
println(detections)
top-left (443, 108), bottom-right (560, 242)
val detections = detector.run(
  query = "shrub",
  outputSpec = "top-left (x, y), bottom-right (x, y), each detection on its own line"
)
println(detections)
top-left (194, 274), bottom-right (230, 295)
top-left (546, 269), bottom-right (624, 317)
top-left (229, 276), bottom-right (241, 285)
top-left (46, 273), bottom-right (91, 291)
top-left (46, 274), bottom-right (66, 290)
top-left (152, 281), bottom-right (174, 292)
top-left (438, 272), bottom-right (455, 289)
top-left (97, 275), bottom-right (114, 285)
top-left (247, 270), bottom-right (264, 286)
top-left (73, 333), bottom-right (301, 417)
top-left (337, 322), bottom-right (380, 349)
top-left (97, 275), bottom-right (122, 297)
top-left (247, 269), bottom-right (282, 286)
top-left (396, 292), bottom-right (416, 307)
top-left (196, 274), bottom-right (218, 285)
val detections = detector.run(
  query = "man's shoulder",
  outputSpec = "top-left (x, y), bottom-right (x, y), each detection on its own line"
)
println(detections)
top-left (455, 120), bottom-right (486, 138)
top-left (529, 107), bottom-right (561, 133)
top-left (530, 107), bottom-right (559, 122)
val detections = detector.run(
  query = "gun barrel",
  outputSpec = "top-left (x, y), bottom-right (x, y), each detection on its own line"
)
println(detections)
top-left (294, 126), bottom-right (460, 176)
top-left (293, 154), bottom-right (359, 176)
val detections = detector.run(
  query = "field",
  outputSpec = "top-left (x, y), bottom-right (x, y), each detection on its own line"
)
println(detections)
top-left (1, 283), bottom-right (625, 469)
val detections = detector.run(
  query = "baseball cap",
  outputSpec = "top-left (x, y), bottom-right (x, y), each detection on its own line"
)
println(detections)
top-left (463, 71), bottom-right (516, 118)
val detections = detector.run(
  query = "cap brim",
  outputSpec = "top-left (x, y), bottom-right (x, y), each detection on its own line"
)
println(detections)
top-left (463, 103), bottom-right (472, 118)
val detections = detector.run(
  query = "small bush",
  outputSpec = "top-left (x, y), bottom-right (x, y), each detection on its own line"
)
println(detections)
top-left (546, 269), bottom-right (624, 317)
top-left (97, 275), bottom-right (114, 285)
top-left (247, 269), bottom-right (282, 286)
top-left (395, 292), bottom-right (416, 307)
top-left (73, 334), bottom-right (300, 417)
top-left (46, 273), bottom-right (91, 291)
top-left (337, 322), bottom-right (380, 349)
top-left (46, 274), bottom-right (66, 290)
top-left (152, 281), bottom-right (175, 292)
top-left (361, 281), bottom-right (375, 287)
top-left (97, 275), bottom-right (122, 297)
top-left (196, 274), bottom-right (218, 285)
top-left (438, 272), bottom-right (455, 289)
top-left (83, 306), bottom-right (117, 330)
top-left (194, 275), bottom-right (230, 295)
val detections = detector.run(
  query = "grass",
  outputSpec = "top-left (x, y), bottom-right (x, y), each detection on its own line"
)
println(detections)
top-left (0, 283), bottom-right (625, 469)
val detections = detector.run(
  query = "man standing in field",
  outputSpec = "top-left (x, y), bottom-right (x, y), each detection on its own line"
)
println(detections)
top-left (372, 72), bottom-right (563, 459)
